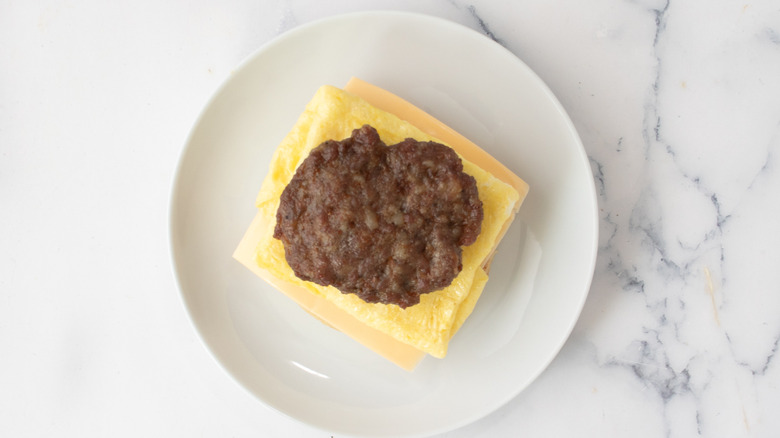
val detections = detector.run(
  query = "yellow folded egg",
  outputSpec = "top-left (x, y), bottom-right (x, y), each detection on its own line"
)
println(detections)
top-left (234, 79), bottom-right (527, 368)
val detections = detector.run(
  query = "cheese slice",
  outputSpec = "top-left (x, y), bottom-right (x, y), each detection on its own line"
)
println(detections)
top-left (344, 78), bottom-right (528, 196)
top-left (234, 79), bottom-right (528, 369)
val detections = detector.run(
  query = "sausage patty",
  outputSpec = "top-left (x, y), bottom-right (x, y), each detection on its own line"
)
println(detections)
top-left (273, 125), bottom-right (483, 308)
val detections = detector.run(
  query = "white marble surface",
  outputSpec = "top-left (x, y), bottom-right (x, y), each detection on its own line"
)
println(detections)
top-left (2, 1), bottom-right (779, 437)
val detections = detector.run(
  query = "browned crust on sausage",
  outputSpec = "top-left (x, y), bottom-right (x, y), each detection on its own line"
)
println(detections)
top-left (274, 125), bottom-right (483, 308)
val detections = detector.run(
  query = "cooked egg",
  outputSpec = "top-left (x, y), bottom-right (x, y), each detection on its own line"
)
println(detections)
top-left (251, 85), bottom-right (520, 358)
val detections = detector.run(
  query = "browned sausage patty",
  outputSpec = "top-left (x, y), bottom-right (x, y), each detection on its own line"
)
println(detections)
top-left (273, 125), bottom-right (483, 308)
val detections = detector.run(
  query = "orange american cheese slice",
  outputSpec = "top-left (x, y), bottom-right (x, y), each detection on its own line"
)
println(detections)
top-left (233, 78), bottom-right (528, 370)
top-left (344, 78), bottom-right (527, 196)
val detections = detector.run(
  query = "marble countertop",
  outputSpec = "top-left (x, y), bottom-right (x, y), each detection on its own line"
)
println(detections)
top-left (2, 1), bottom-right (778, 437)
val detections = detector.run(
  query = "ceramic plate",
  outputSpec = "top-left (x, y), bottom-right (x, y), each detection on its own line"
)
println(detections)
top-left (170, 11), bottom-right (597, 438)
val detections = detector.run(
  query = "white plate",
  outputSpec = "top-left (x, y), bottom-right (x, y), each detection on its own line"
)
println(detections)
top-left (170, 11), bottom-right (597, 438)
